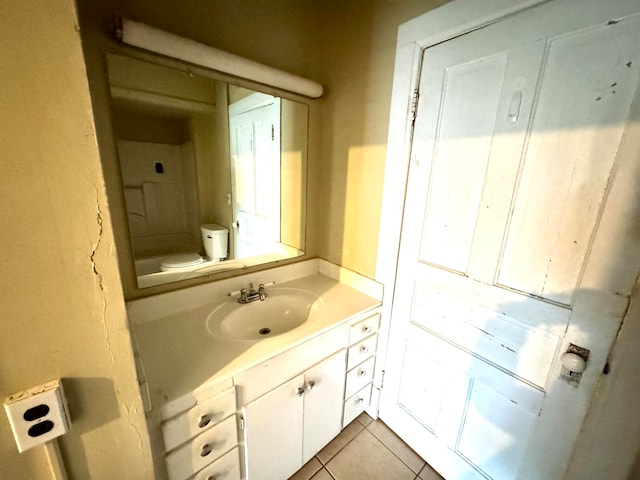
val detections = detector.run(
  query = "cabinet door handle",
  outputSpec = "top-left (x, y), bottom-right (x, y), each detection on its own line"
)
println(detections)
top-left (198, 414), bottom-right (211, 428)
top-left (306, 380), bottom-right (315, 391)
top-left (200, 443), bottom-right (213, 457)
top-left (296, 386), bottom-right (305, 397)
top-left (361, 325), bottom-right (371, 334)
top-left (206, 476), bottom-right (217, 480)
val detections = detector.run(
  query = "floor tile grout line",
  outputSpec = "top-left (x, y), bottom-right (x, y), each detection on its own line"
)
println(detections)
top-left (322, 421), bottom-right (424, 480)
top-left (314, 423), bottom-right (366, 467)
top-left (314, 431), bottom-right (359, 467)
top-left (364, 419), bottom-right (428, 475)
top-left (323, 466), bottom-right (336, 479)
top-left (301, 414), bottom-right (440, 480)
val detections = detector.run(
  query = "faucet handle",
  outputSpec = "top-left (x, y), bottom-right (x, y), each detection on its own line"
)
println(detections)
top-left (257, 283), bottom-right (268, 301)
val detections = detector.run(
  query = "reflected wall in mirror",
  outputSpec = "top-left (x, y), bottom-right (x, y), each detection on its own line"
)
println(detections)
top-left (106, 53), bottom-right (308, 288)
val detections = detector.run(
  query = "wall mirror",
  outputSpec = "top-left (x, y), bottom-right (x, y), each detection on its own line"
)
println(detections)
top-left (106, 52), bottom-right (308, 288)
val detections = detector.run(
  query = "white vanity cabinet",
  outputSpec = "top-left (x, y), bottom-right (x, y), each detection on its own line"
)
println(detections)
top-left (342, 312), bottom-right (380, 427)
top-left (130, 262), bottom-right (384, 480)
top-left (242, 350), bottom-right (346, 480)
top-left (153, 309), bottom-right (382, 480)
top-left (238, 309), bottom-right (381, 480)
top-left (161, 386), bottom-right (240, 480)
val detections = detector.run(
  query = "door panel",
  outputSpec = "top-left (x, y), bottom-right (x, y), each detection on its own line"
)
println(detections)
top-left (419, 53), bottom-right (507, 273)
top-left (457, 380), bottom-right (536, 480)
top-left (380, 2), bottom-right (640, 479)
top-left (254, 119), bottom-right (280, 219)
top-left (397, 345), bottom-right (448, 433)
top-left (397, 339), bottom-right (472, 449)
top-left (395, 330), bottom-right (545, 480)
top-left (233, 123), bottom-right (256, 213)
top-left (498, 19), bottom-right (640, 304)
top-left (411, 281), bottom-right (560, 387)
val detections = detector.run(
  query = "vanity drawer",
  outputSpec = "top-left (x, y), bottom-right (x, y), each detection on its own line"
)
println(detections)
top-left (343, 384), bottom-right (372, 427)
top-left (347, 335), bottom-right (377, 371)
top-left (165, 414), bottom-right (238, 480)
top-left (348, 313), bottom-right (379, 345)
top-left (162, 387), bottom-right (236, 452)
top-left (345, 357), bottom-right (375, 398)
top-left (163, 378), bottom-right (234, 422)
top-left (193, 446), bottom-right (241, 480)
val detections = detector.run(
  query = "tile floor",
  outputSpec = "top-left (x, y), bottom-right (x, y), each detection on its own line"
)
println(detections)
top-left (289, 413), bottom-right (444, 480)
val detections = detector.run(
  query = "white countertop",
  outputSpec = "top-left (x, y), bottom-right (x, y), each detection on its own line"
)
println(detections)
top-left (132, 272), bottom-right (381, 411)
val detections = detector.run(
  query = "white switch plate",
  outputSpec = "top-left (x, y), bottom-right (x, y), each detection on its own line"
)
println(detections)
top-left (4, 379), bottom-right (70, 452)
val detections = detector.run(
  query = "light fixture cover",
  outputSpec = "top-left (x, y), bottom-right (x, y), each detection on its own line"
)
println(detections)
top-left (120, 18), bottom-right (323, 99)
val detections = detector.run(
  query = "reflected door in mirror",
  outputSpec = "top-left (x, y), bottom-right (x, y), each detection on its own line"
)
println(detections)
top-left (229, 93), bottom-right (281, 258)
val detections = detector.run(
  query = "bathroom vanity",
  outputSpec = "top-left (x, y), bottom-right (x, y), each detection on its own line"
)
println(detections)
top-left (127, 259), bottom-right (382, 480)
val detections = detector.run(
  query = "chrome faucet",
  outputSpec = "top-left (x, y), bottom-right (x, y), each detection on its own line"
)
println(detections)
top-left (238, 283), bottom-right (268, 304)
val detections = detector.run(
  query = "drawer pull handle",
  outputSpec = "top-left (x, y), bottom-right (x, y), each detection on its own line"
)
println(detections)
top-left (200, 444), bottom-right (213, 457)
top-left (356, 397), bottom-right (365, 405)
top-left (361, 325), bottom-right (371, 334)
top-left (359, 345), bottom-right (369, 354)
top-left (306, 380), bottom-right (315, 391)
top-left (206, 476), bottom-right (217, 480)
top-left (198, 415), bottom-right (211, 428)
top-left (358, 369), bottom-right (367, 377)
top-left (296, 386), bottom-right (305, 397)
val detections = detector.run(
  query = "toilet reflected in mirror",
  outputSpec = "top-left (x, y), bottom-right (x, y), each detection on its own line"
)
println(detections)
top-left (200, 224), bottom-right (229, 262)
top-left (158, 224), bottom-right (229, 272)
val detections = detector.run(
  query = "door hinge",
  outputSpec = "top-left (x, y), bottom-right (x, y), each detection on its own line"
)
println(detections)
top-left (379, 369), bottom-right (385, 389)
top-left (271, 124), bottom-right (275, 141)
top-left (410, 89), bottom-right (420, 124)
top-left (240, 416), bottom-right (245, 431)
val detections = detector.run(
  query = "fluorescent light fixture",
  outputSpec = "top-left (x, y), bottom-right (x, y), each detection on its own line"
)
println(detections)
top-left (119, 18), bottom-right (324, 99)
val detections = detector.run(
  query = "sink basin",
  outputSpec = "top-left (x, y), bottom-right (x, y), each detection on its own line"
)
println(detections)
top-left (206, 288), bottom-right (323, 341)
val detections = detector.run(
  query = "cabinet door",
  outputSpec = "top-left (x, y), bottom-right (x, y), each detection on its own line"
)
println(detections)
top-left (302, 350), bottom-right (346, 463)
top-left (243, 375), bottom-right (304, 480)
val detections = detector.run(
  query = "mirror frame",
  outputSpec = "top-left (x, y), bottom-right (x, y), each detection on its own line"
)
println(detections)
top-left (78, 14), bottom-right (316, 299)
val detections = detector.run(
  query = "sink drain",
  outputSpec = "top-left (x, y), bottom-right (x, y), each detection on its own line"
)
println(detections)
top-left (259, 327), bottom-right (271, 335)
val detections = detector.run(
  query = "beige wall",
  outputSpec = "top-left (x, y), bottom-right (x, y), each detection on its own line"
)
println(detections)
top-left (0, 0), bottom-right (153, 478)
top-left (317, 0), bottom-right (448, 277)
top-left (112, 111), bottom-right (190, 145)
top-left (196, 87), bottom-right (234, 232)
top-left (281, 100), bottom-right (308, 250)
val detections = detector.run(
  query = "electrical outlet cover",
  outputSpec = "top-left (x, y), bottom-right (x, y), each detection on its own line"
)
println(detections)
top-left (4, 379), bottom-right (70, 452)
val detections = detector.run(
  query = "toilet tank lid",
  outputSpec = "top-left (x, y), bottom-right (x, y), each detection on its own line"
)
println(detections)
top-left (201, 223), bottom-right (228, 232)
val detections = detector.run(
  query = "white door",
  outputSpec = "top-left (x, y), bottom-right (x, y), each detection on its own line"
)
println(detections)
top-left (229, 93), bottom-right (281, 258)
top-left (379, 2), bottom-right (640, 479)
